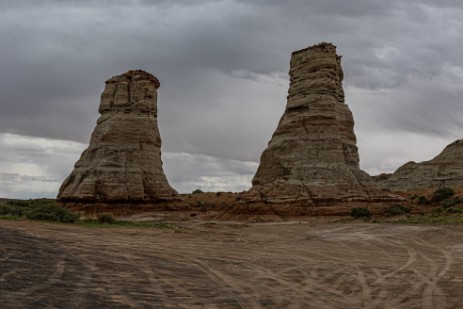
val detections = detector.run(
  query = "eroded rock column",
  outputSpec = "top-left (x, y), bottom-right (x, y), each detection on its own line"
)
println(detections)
top-left (244, 43), bottom-right (395, 205)
top-left (58, 70), bottom-right (178, 208)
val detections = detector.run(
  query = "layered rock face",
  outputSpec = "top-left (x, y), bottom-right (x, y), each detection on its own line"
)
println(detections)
top-left (57, 70), bottom-right (178, 206)
top-left (375, 139), bottom-right (463, 191)
top-left (244, 43), bottom-right (394, 205)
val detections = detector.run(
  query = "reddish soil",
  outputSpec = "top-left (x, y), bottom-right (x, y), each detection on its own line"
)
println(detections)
top-left (1, 219), bottom-right (463, 308)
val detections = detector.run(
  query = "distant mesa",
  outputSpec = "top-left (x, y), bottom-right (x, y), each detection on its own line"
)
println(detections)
top-left (242, 42), bottom-right (399, 210)
top-left (57, 70), bottom-right (183, 213)
top-left (374, 139), bottom-right (463, 191)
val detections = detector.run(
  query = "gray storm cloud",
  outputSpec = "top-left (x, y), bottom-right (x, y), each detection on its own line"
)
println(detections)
top-left (1, 0), bottom-right (463, 197)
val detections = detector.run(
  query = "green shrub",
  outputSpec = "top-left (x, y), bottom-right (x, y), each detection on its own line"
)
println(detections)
top-left (431, 187), bottom-right (454, 203)
top-left (351, 207), bottom-right (371, 219)
top-left (446, 207), bottom-right (463, 214)
top-left (385, 204), bottom-right (410, 216)
top-left (418, 196), bottom-right (430, 205)
top-left (410, 194), bottom-right (418, 200)
top-left (25, 204), bottom-right (79, 223)
top-left (6, 200), bottom-right (32, 207)
top-left (98, 214), bottom-right (115, 224)
top-left (432, 207), bottom-right (445, 214)
top-left (441, 196), bottom-right (461, 208)
top-left (0, 205), bottom-right (24, 217)
top-left (192, 188), bottom-right (203, 194)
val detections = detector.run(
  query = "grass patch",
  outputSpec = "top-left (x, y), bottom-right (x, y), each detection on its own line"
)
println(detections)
top-left (0, 199), bottom-right (186, 231)
top-left (98, 213), bottom-right (115, 224)
top-left (0, 215), bottom-right (22, 221)
top-left (0, 199), bottom-right (79, 223)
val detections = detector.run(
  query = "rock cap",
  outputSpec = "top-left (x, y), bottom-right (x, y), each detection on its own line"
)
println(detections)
top-left (106, 70), bottom-right (160, 89)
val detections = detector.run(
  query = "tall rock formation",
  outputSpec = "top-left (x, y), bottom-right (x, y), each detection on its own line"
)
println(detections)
top-left (244, 43), bottom-right (395, 207)
top-left (57, 70), bottom-right (179, 210)
top-left (375, 139), bottom-right (463, 191)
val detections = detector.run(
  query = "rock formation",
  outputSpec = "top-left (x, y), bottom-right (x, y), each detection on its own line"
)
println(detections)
top-left (57, 70), bottom-right (180, 211)
top-left (375, 139), bottom-right (463, 191)
top-left (243, 42), bottom-right (397, 207)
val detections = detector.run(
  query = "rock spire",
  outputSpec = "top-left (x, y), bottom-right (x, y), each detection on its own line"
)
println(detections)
top-left (57, 70), bottom-right (178, 208)
top-left (244, 42), bottom-right (395, 206)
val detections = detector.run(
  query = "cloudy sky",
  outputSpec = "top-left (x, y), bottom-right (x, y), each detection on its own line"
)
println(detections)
top-left (1, 0), bottom-right (463, 198)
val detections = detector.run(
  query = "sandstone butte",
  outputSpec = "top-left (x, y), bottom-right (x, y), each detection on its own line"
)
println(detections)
top-left (240, 42), bottom-right (399, 214)
top-left (374, 139), bottom-right (463, 191)
top-left (57, 70), bottom-right (184, 213)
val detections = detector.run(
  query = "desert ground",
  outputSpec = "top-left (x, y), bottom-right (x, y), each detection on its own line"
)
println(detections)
top-left (1, 218), bottom-right (463, 309)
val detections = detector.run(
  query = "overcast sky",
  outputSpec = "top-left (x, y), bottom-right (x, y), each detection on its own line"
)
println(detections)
top-left (1, 0), bottom-right (463, 198)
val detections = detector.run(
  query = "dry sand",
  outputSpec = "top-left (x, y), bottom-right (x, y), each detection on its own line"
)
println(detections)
top-left (1, 219), bottom-right (463, 308)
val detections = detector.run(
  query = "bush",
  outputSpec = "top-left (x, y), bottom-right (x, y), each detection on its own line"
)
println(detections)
top-left (441, 196), bottom-right (461, 208)
top-left (351, 207), bottom-right (371, 219)
top-left (25, 204), bottom-right (79, 223)
top-left (6, 199), bottom-right (32, 207)
top-left (192, 188), bottom-right (203, 194)
top-left (385, 204), bottom-right (410, 216)
top-left (446, 207), bottom-right (463, 214)
top-left (418, 196), bottom-right (430, 205)
top-left (98, 214), bottom-right (115, 224)
top-left (0, 205), bottom-right (24, 217)
top-left (431, 187), bottom-right (454, 203)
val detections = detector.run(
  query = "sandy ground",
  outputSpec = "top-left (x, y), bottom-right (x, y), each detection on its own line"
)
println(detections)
top-left (1, 219), bottom-right (463, 309)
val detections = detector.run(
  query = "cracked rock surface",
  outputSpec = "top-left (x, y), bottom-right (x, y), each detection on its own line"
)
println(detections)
top-left (244, 43), bottom-right (396, 205)
top-left (57, 70), bottom-right (177, 204)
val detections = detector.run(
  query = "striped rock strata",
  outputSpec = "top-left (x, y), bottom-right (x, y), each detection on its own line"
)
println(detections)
top-left (57, 70), bottom-right (181, 211)
top-left (375, 139), bottom-right (463, 191)
top-left (243, 43), bottom-right (397, 208)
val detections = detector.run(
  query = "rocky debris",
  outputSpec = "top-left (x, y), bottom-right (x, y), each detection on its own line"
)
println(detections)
top-left (375, 139), bottom-right (463, 191)
top-left (57, 70), bottom-right (181, 210)
top-left (243, 42), bottom-right (398, 206)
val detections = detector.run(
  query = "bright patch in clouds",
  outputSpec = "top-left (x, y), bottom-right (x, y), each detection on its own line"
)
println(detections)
top-left (0, 133), bottom-right (257, 198)
top-left (0, 133), bottom-right (85, 198)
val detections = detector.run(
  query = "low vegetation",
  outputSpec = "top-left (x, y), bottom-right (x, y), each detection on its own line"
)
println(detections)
top-left (417, 196), bottom-right (430, 205)
top-left (441, 196), bottom-right (461, 208)
top-left (431, 187), bottom-right (454, 203)
top-left (0, 199), bottom-right (185, 231)
top-left (351, 207), bottom-right (371, 219)
top-left (1, 199), bottom-right (78, 223)
top-left (384, 204), bottom-right (410, 216)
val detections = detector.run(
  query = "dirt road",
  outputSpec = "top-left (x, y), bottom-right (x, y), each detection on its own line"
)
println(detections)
top-left (1, 220), bottom-right (463, 308)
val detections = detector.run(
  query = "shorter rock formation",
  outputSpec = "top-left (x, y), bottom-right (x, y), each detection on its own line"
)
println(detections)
top-left (57, 70), bottom-right (183, 213)
top-left (375, 139), bottom-right (463, 191)
top-left (242, 42), bottom-right (398, 210)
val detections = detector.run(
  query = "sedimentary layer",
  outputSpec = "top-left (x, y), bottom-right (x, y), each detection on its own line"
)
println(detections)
top-left (244, 43), bottom-right (397, 205)
top-left (375, 139), bottom-right (463, 191)
top-left (57, 70), bottom-right (178, 205)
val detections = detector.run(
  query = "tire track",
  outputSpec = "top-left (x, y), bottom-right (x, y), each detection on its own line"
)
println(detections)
top-left (192, 257), bottom-right (265, 309)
